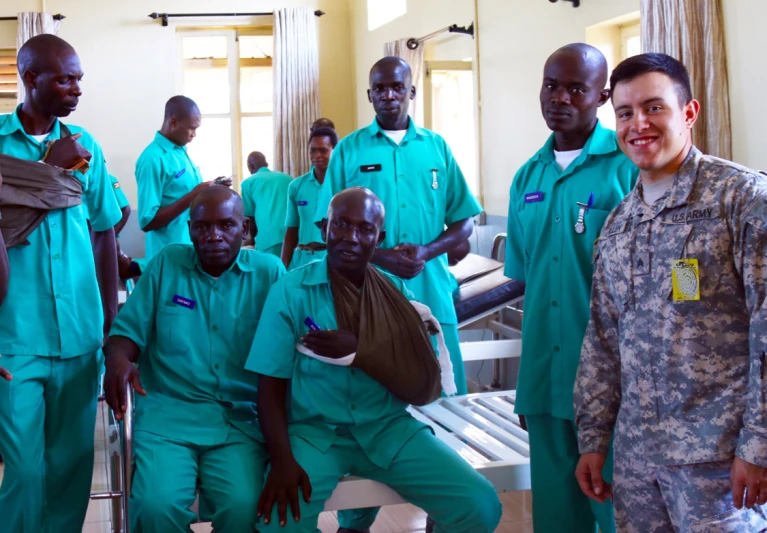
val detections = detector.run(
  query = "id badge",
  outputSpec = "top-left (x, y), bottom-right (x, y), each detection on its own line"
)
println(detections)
top-left (671, 259), bottom-right (700, 301)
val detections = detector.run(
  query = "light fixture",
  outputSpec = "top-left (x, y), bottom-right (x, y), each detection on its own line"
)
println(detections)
top-left (549, 0), bottom-right (581, 7)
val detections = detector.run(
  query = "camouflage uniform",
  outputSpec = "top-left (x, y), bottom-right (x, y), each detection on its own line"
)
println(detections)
top-left (575, 147), bottom-right (767, 532)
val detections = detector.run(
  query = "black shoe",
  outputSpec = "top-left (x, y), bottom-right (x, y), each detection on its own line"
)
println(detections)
top-left (425, 516), bottom-right (435, 533)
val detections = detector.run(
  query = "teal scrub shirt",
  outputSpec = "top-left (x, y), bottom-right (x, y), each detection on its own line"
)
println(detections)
top-left (109, 244), bottom-right (285, 445)
top-left (314, 118), bottom-right (482, 326)
top-left (286, 167), bottom-right (326, 269)
top-left (241, 167), bottom-right (292, 253)
top-left (136, 132), bottom-right (203, 262)
top-left (504, 121), bottom-right (638, 420)
top-left (0, 106), bottom-right (122, 357)
top-left (110, 174), bottom-right (130, 210)
top-left (245, 257), bottom-right (427, 469)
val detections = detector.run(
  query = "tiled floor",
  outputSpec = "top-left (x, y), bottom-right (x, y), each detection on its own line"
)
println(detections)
top-left (0, 402), bottom-right (534, 533)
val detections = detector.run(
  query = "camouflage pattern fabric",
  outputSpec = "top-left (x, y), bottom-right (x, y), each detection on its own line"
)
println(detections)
top-left (574, 147), bottom-right (767, 530)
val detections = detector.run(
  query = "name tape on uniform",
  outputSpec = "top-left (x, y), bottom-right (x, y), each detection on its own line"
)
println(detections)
top-left (172, 294), bottom-right (196, 309)
top-left (524, 192), bottom-right (545, 204)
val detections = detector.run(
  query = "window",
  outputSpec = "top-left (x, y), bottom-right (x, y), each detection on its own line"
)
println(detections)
top-left (0, 48), bottom-right (17, 113)
top-left (367, 0), bottom-right (407, 31)
top-left (423, 61), bottom-right (479, 197)
top-left (177, 30), bottom-right (273, 186)
top-left (621, 23), bottom-right (641, 59)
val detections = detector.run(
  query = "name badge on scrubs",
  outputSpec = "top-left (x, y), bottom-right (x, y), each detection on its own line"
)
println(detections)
top-left (172, 294), bottom-right (196, 309)
top-left (175, 168), bottom-right (186, 179)
top-left (297, 200), bottom-right (308, 206)
top-left (360, 164), bottom-right (382, 173)
top-left (671, 259), bottom-right (700, 301)
top-left (524, 192), bottom-right (544, 203)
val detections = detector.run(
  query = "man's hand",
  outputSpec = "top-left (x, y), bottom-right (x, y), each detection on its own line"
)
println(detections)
top-left (104, 353), bottom-right (146, 420)
top-left (731, 456), bottom-right (767, 509)
top-left (374, 248), bottom-right (425, 280)
top-left (258, 458), bottom-right (312, 526)
top-left (45, 133), bottom-right (92, 170)
top-left (214, 176), bottom-right (234, 187)
top-left (395, 243), bottom-right (431, 263)
top-left (301, 330), bottom-right (357, 358)
top-left (575, 452), bottom-right (612, 504)
top-left (297, 242), bottom-right (327, 252)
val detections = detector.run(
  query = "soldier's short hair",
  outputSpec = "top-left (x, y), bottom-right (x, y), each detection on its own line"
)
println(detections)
top-left (610, 53), bottom-right (693, 106)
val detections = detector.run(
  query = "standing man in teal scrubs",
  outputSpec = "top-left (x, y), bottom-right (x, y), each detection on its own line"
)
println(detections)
top-left (109, 174), bottom-right (131, 237)
top-left (0, 34), bottom-right (122, 533)
top-left (282, 126), bottom-right (338, 269)
top-left (104, 186), bottom-right (284, 532)
top-left (315, 57), bottom-right (480, 394)
top-left (504, 44), bottom-right (637, 533)
top-left (136, 95), bottom-right (232, 268)
top-left (241, 151), bottom-right (293, 256)
top-left (250, 187), bottom-right (501, 533)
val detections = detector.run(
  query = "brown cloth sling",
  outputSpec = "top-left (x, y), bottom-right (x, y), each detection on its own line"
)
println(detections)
top-left (0, 128), bottom-right (118, 340)
top-left (329, 264), bottom-right (442, 406)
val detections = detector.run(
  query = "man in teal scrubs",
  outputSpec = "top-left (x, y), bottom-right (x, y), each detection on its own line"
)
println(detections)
top-left (0, 35), bottom-right (122, 533)
top-left (504, 44), bottom-right (637, 533)
top-left (104, 186), bottom-right (283, 532)
top-left (241, 151), bottom-right (293, 256)
top-left (109, 173), bottom-right (131, 236)
top-left (136, 96), bottom-right (232, 267)
top-left (315, 57), bottom-right (480, 393)
top-left (249, 187), bottom-right (501, 533)
top-left (282, 127), bottom-right (338, 269)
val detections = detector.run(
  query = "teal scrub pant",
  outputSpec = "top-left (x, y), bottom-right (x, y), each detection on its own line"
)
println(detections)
top-left (263, 427), bottom-right (501, 533)
top-left (526, 414), bottom-right (615, 533)
top-left (261, 243), bottom-right (282, 257)
top-left (0, 352), bottom-right (100, 533)
top-left (130, 426), bottom-right (267, 533)
top-left (337, 322), bottom-right (467, 531)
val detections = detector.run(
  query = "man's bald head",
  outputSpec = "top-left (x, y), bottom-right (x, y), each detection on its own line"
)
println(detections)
top-left (369, 56), bottom-right (412, 88)
top-left (189, 185), bottom-right (247, 276)
top-left (247, 152), bottom-right (268, 175)
top-left (164, 96), bottom-right (200, 122)
top-left (162, 96), bottom-right (201, 146)
top-left (545, 43), bottom-right (608, 89)
top-left (540, 43), bottom-right (611, 141)
top-left (191, 185), bottom-right (243, 219)
top-left (17, 34), bottom-right (77, 79)
top-left (368, 57), bottom-right (416, 130)
top-left (324, 187), bottom-right (386, 279)
top-left (17, 34), bottom-right (83, 118)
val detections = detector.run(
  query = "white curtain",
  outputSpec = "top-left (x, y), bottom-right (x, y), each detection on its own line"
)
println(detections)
top-left (272, 7), bottom-right (321, 176)
top-left (641, 0), bottom-right (731, 159)
top-left (383, 39), bottom-right (425, 124)
top-left (16, 12), bottom-right (63, 104)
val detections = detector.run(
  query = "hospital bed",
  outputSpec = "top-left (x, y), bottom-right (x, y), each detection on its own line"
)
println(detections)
top-left (92, 234), bottom-right (529, 533)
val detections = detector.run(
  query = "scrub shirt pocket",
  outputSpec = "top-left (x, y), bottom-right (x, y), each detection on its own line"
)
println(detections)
top-left (156, 307), bottom-right (193, 356)
top-left (232, 318), bottom-right (259, 367)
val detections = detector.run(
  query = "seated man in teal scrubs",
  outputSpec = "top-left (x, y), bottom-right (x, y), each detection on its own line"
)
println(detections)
top-left (0, 34), bottom-right (122, 533)
top-left (282, 126), bottom-right (338, 269)
top-left (134, 96), bottom-right (232, 271)
top-left (247, 187), bottom-right (501, 533)
top-left (104, 186), bottom-right (284, 532)
top-left (242, 151), bottom-right (293, 256)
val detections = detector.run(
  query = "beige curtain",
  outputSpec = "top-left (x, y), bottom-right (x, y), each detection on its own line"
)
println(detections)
top-left (641, 0), bottom-right (731, 159)
top-left (383, 39), bottom-right (425, 125)
top-left (16, 12), bottom-right (63, 104)
top-left (272, 7), bottom-right (321, 176)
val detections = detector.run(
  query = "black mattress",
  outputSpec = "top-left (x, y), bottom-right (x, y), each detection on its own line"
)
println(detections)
top-left (449, 254), bottom-right (525, 324)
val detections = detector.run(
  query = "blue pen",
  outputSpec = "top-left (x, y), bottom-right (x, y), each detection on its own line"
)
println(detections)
top-left (304, 316), bottom-right (322, 331)
top-left (586, 192), bottom-right (594, 213)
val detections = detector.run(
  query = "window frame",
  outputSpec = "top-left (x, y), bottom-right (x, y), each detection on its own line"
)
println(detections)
top-left (176, 27), bottom-right (273, 187)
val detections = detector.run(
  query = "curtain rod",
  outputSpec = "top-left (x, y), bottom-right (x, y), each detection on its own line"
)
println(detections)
top-left (406, 22), bottom-right (474, 50)
top-left (149, 10), bottom-right (325, 27)
top-left (0, 14), bottom-right (66, 21)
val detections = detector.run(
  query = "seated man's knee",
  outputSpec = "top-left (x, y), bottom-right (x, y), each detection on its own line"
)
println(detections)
top-left (443, 476), bottom-right (502, 533)
top-left (130, 486), bottom-right (192, 528)
top-left (209, 492), bottom-right (260, 531)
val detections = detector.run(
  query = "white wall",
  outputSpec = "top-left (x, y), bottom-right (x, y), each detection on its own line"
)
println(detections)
top-left (723, 0), bottom-right (767, 171)
top-left (1, 0), bottom-right (355, 205)
top-left (347, 0), bottom-right (476, 130)
top-left (477, 0), bottom-right (640, 215)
